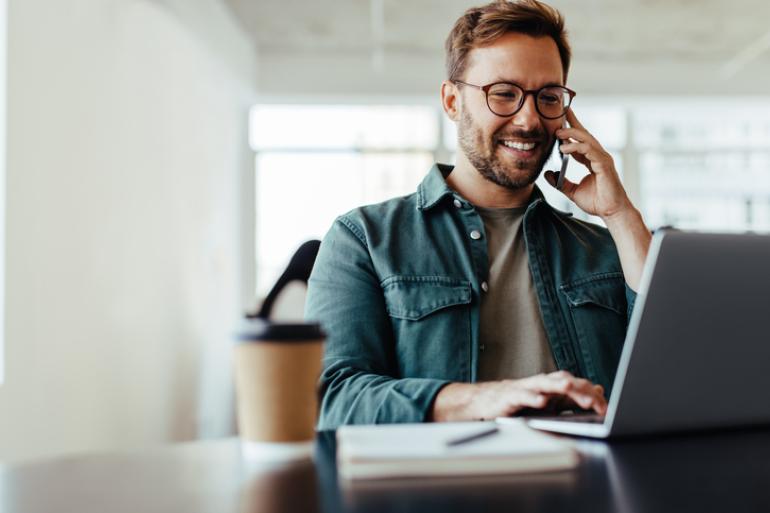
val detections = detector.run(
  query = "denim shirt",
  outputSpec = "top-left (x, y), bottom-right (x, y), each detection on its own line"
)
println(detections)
top-left (306, 163), bottom-right (637, 430)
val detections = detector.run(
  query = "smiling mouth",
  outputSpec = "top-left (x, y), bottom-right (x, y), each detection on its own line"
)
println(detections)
top-left (500, 140), bottom-right (537, 151)
top-left (497, 138), bottom-right (542, 158)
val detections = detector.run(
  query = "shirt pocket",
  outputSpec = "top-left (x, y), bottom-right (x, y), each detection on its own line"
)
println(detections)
top-left (382, 275), bottom-right (472, 380)
top-left (559, 272), bottom-right (628, 391)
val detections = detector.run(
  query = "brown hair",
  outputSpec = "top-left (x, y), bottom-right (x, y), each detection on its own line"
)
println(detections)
top-left (445, 0), bottom-right (571, 82)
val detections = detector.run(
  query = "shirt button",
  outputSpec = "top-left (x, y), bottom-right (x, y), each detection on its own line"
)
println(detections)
top-left (470, 230), bottom-right (482, 240)
top-left (481, 281), bottom-right (489, 292)
top-left (453, 199), bottom-right (462, 208)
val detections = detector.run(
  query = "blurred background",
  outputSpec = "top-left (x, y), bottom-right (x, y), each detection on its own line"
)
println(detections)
top-left (1, 0), bottom-right (769, 463)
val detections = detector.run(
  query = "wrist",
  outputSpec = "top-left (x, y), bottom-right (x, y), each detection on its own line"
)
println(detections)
top-left (602, 201), bottom-right (641, 232)
top-left (601, 203), bottom-right (652, 291)
top-left (430, 382), bottom-right (478, 422)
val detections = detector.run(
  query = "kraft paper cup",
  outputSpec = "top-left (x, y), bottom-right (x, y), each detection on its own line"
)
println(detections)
top-left (234, 318), bottom-right (325, 464)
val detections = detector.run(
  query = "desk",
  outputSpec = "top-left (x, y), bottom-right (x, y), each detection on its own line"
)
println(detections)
top-left (2, 429), bottom-right (769, 513)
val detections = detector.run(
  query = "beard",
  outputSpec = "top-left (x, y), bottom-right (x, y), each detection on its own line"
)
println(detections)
top-left (457, 108), bottom-right (556, 190)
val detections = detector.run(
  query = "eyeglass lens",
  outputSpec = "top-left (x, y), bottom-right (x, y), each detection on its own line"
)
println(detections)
top-left (486, 83), bottom-right (571, 118)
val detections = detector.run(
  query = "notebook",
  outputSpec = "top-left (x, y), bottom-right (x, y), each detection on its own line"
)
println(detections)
top-left (336, 419), bottom-right (578, 480)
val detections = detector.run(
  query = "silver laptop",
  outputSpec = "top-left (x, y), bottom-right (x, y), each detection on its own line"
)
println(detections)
top-left (527, 230), bottom-right (770, 438)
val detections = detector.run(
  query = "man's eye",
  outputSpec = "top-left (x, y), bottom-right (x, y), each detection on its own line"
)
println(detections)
top-left (491, 92), bottom-right (519, 99)
top-left (539, 94), bottom-right (560, 104)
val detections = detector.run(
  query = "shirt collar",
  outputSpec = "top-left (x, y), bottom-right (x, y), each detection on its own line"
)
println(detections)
top-left (416, 163), bottom-right (456, 210)
top-left (416, 163), bottom-right (572, 218)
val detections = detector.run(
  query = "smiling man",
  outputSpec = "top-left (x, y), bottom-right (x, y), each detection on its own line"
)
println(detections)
top-left (306, 0), bottom-right (652, 428)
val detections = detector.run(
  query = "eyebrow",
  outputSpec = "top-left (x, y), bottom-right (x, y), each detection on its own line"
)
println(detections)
top-left (491, 78), bottom-right (564, 89)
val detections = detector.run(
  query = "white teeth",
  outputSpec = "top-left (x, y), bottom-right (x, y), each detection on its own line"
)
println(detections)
top-left (502, 140), bottom-right (536, 151)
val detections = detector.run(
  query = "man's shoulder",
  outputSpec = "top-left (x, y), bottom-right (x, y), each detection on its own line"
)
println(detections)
top-left (562, 214), bottom-right (612, 239)
top-left (531, 205), bottom-right (621, 267)
top-left (335, 192), bottom-right (422, 234)
top-left (541, 206), bottom-right (614, 244)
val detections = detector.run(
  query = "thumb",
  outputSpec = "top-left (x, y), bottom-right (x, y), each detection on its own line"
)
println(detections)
top-left (544, 170), bottom-right (578, 199)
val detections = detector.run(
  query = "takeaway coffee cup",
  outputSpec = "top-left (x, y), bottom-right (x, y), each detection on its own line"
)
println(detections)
top-left (234, 317), bottom-right (325, 461)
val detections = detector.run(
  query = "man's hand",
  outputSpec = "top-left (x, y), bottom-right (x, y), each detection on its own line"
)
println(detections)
top-left (430, 370), bottom-right (607, 422)
top-left (544, 108), bottom-right (652, 290)
top-left (545, 108), bottom-right (630, 219)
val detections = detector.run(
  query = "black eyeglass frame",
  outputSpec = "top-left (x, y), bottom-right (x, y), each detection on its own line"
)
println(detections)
top-left (452, 80), bottom-right (576, 120)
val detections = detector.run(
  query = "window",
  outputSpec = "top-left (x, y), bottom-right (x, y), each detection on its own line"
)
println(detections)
top-left (634, 101), bottom-right (770, 232)
top-left (250, 104), bottom-right (438, 296)
top-left (249, 99), bottom-right (770, 299)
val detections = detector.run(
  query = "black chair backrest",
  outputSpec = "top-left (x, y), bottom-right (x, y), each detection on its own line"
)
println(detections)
top-left (252, 240), bottom-right (321, 319)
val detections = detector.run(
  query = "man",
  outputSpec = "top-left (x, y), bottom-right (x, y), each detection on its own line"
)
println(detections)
top-left (306, 0), bottom-right (651, 429)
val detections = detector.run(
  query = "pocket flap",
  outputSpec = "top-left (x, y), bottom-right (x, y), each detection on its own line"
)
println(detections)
top-left (382, 276), bottom-right (472, 321)
top-left (560, 273), bottom-right (626, 315)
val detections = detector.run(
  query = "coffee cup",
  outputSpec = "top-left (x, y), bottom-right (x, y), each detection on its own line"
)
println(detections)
top-left (234, 317), bottom-right (325, 461)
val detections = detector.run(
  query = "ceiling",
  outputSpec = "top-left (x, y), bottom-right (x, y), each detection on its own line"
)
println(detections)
top-left (223, 0), bottom-right (770, 96)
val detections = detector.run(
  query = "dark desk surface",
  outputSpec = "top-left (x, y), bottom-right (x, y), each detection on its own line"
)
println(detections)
top-left (2, 428), bottom-right (770, 513)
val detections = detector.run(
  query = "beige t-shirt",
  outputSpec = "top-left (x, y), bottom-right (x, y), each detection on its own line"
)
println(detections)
top-left (475, 205), bottom-right (557, 381)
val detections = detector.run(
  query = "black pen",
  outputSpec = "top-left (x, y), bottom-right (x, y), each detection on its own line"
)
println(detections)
top-left (445, 426), bottom-right (500, 447)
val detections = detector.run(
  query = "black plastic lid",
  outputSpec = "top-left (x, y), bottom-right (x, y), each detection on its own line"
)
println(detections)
top-left (237, 317), bottom-right (325, 342)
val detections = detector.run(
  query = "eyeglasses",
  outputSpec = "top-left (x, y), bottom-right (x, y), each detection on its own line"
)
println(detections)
top-left (452, 80), bottom-right (576, 119)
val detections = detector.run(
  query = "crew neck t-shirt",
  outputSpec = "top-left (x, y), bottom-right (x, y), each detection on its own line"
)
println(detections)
top-left (475, 204), bottom-right (558, 381)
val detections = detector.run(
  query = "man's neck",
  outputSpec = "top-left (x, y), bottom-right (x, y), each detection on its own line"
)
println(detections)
top-left (446, 154), bottom-right (535, 209)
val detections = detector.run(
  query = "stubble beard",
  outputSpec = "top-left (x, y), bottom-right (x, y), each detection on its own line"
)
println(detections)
top-left (457, 108), bottom-right (556, 190)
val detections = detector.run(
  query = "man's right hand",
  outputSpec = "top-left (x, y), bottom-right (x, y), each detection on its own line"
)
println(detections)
top-left (430, 370), bottom-right (607, 422)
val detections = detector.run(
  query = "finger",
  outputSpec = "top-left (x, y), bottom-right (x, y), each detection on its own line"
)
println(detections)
top-left (544, 170), bottom-right (580, 198)
top-left (556, 127), bottom-right (587, 143)
top-left (533, 386), bottom-right (606, 415)
top-left (560, 144), bottom-right (612, 176)
top-left (564, 376), bottom-right (603, 397)
top-left (565, 107), bottom-right (585, 130)
top-left (545, 172), bottom-right (580, 199)
top-left (563, 383), bottom-right (608, 414)
top-left (546, 370), bottom-right (575, 380)
top-left (554, 394), bottom-right (606, 415)
top-left (506, 389), bottom-right (548, 414)
top-left (544, 170), bottom-right (558, 188)
top-left (568, 150), bottom-right (593, 169)
top-left (517, 389), bottom-right (549, 408)
top-left (556, 128), bottom-right (599, 148)
top-left (520, 372), bottom-right (598, 398)
top-left (555, 389), bottom-right (605, 413)
top-left (540, 374), bottom-right (607, 413)
top-left (560, 141), bottom-right (604, 160)
top-left (559, 141), bottom-right (592, 156)
top-left (519, 373), bottom-right (575, 395)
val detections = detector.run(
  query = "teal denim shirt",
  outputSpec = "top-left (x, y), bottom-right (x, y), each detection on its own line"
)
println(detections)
top-left (306, 164), bottom-right (636, 430)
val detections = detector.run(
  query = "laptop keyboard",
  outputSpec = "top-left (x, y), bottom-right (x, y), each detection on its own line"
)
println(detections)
top-left (522, 412), bottom-right (606, 424)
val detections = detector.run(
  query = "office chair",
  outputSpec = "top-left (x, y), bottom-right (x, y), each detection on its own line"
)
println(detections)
top-left (251, 240), bottom-right (321, 320)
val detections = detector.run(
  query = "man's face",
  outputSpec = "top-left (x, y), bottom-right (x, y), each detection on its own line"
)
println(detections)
top-left (455, 33), bottom-right (564, 190)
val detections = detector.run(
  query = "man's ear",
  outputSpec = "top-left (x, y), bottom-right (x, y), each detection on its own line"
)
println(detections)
top-left (441, 80), bottom-right (461, 122)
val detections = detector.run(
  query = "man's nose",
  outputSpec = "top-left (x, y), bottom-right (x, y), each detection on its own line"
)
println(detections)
top-left (511, 93), bottom-right (541, 131)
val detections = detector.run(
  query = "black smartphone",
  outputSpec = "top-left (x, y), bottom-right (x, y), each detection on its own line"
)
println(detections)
top-left (556, 119), bottom-right (570, 190)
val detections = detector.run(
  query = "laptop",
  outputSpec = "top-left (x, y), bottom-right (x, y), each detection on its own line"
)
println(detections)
top-left (526, 230), bottom-right (770, 438)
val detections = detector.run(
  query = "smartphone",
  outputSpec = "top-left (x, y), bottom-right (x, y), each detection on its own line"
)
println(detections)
top-left (556, 119), bottom-right (570, 190)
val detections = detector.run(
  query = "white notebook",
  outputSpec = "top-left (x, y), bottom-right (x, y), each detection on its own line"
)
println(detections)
top-left (336, 419), bottom-right (578, 480)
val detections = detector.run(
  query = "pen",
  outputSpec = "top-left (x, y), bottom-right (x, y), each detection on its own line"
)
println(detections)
top-left (445, 426), bottom-right (500, 447)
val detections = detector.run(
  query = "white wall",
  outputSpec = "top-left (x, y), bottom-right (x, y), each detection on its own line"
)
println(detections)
top-left (0, 0), bottom-right (6, 385)
top-left (1, 0), bottom-right (256, 463)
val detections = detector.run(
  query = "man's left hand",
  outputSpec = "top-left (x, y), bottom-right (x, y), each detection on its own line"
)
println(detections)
top-left (544, 108), bottom-right (632, 220)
